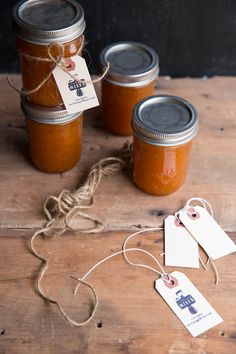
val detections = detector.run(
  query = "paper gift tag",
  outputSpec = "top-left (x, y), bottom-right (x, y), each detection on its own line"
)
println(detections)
top-left (53, 56), bottom-right (99, 114)
top-left (179, 206), bottom-right (236, 260)
top-left (164, 216), bottom-right (199, 268)
top-left (155, 271), bottom-right (223, 337)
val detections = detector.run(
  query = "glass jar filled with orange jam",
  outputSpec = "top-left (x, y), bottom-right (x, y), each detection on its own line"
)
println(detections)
top-left (21, 97), bottom-right (83, 173)
top-left (12, 0), bottom-right (85, 107)
top-left (100, 42), bottom-right (159, 136)
top-left (132, 95), bottom-right (198, 195)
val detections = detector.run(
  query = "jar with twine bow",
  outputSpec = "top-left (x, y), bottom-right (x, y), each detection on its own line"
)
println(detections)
top-left (11, 0), bottom-right (87, 107)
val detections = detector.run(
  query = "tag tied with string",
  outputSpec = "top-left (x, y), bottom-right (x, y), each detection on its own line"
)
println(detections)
top-left (178, 200), bottom-right (236, 260)
top-left (53, 56), bottom-right (99, 114)
top-left (155, 271), bottom-right (223, 337)
top-left (7, 36), bottom-right (110, 112)
top-left (72, 227), bottom-right (223, 337)
top-left (164, 198), bottom-right (236, 269)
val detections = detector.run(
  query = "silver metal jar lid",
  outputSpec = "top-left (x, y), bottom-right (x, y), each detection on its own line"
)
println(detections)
top-left (12, 0), bottom-right (86, 44)
top-left (132, 95), bottom-right (198, 146)
top-left (21, 97), bottom-right (82, 124)
top-left (100, 42), bottom-right (159, 87)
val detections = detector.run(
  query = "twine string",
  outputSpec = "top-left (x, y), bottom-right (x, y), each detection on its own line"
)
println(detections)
top-left (122, 227), bottom-right (165, 274)
top-left (7, 35), bottom-right (110, 96)
top-left (29, 143), bottom-right (132, 326)
top-left (43, 144), bottom-right (132, 234)
top-left (73, 227), bottom-right (172, 298)
top-left (7, 40), bottom-right (69, 96)
top-left (30, 225), bottom-right (98, 327)
top-left (73, 248), bottom-right (168, 297)
top-left (185, 197), bottom-right (214, 218)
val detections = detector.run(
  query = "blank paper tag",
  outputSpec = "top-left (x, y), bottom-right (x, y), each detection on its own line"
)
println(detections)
top-left (53, 56), bottom-right (99, 114)
top-left (155, 271), bottom-right (223, 337)
top-left (179, 206), bottom-right (236, 260)
top-left (164, 216), bottom-right (199, 268)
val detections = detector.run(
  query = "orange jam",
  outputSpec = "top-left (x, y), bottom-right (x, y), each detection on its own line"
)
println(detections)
top-left (12, 0), bottom-right (85, 107)
top-left (16, 36), bottom-right (84, 107)
top-left (100, 42), bottom-right (159, 136)
top-left (101, 80), bottom-right (155, 136)
top-left (132, 95), bottom-right (198, 195)
top-left (21, 98), bottom-right (83, 173)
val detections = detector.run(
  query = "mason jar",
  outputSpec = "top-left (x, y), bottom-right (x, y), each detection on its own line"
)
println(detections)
top-left (100, 42), bottom-right (159, 136)
top-left (132, 95), bottom-right (198, 195)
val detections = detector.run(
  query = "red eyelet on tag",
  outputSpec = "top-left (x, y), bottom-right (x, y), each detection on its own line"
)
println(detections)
top-left (187, 207), bottom-right (200, 220)
top-left (162, 274), bottom-right (179, 288)
top-left (63, 58), bottom-right (76, 71)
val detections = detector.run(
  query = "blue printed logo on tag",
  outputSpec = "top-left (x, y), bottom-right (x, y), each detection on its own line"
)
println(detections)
top-left (176, 290), bottom-right (198, 314)
top-left (68, 79), bottom-right (86, 97)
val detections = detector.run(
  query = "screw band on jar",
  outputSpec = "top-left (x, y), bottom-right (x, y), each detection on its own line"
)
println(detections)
top-left (132, 95), bottom-right (198, 146)
top-left (21, 97), bottom-right (84, 173)
top-left (21, 96), bottom-right (82, 124)
top-left (12, 0), bottom-right (86, 44)
top-left (100, 42), bottom-right (159, 88)
top-left (132, 95), bottom-right (198, 196)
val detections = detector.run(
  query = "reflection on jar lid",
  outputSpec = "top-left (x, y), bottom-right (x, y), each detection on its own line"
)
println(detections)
top-left (132, 95), bottom-right (198, 146)
top-left (100, 42), bottom-right (159, 87)
top-left (12, 0), bottom-right (86, 44)
top-left (21, 96), bottom-right (82, 124)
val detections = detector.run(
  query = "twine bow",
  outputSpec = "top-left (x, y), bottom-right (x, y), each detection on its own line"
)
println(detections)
top-left (7, 35), bottom-right (110, 96)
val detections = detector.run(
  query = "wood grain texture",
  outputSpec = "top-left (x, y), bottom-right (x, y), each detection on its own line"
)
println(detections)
top-left (0, 75), bottom-right (236, 231)
top-left (0, 75), bottom-right (235, 353)
top-left (0, 229), bottom-right (235, 354)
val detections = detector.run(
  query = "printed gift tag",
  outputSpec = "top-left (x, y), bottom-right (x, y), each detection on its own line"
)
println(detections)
top-left (155, 271), bottom-right (223, 337)
top-left (179, 206), bottom-right (236, 260)
top-left (53, 56), bottom-right (99, 114)
top-left (164, 216), bottom-right (199, 268)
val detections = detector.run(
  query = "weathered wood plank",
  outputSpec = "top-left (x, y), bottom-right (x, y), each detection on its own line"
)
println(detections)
top-left (0, 229), bottom-right (235, 354)
top-left (1, 76), bottom-right (236, 232)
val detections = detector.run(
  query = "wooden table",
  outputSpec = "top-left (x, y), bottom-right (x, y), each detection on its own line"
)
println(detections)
top-left (0, 75), bottom-right (235, 354)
